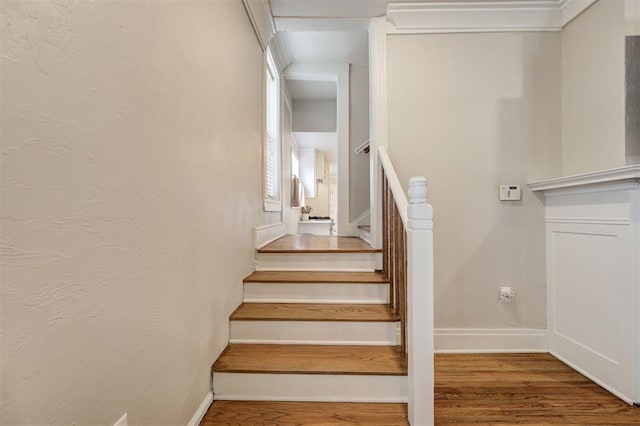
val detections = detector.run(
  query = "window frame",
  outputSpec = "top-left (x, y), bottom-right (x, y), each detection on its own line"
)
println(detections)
top-left (263, 47), bottom-right (281, 212)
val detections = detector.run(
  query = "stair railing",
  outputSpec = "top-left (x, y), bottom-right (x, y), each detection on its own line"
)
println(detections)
top-left (378, 146), bottom-right (434, 426)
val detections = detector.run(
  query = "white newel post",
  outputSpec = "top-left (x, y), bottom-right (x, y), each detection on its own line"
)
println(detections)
top-left (406, 177), bottom-right (434, 426)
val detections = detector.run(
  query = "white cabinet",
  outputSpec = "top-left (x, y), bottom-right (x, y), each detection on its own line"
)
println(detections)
top-left (299, 148), bottom-right (316, 198)
top-left (315, 152), bottom-right (325, 182)
top-left (300, 149), bottom-right (326, 198)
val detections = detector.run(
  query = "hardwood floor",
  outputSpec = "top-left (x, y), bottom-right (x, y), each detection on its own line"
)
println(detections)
top-left (258, 235), bottom-right (380, 253)
top-left (201, 401), bottom-right (408, 425)
top-left (204, 353), bottom-right (640, 425)
top-left (211, 344), bottom-right (407, 375)
top-left (230, 303), bottom-right (398, 322)
top-left (244, 270), bottom-right (388, 284)
top-left (435, 353), bottom-right (640, 425)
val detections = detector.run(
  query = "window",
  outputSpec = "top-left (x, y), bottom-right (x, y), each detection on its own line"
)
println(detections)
top-left (264, 48), bottom-right (281, 211)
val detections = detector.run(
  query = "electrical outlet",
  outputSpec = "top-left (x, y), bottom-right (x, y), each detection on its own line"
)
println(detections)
top-left (500, 286), bottom-right (515, 303)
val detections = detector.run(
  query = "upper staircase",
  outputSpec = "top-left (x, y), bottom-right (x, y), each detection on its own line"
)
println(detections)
top-left (211, 235), bottom-right (408, 403)
top-left (208, 154), bottom-right (434, 424)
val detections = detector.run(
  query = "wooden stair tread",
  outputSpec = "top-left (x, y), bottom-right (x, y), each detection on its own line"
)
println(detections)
top-left (244, 270), bottom-right (388, 284)
top-left (201, 401), bottom-right (409, 425)
top-left (230, 303), bottom-right (399, 322)
top-left (258, 235), bottom-right (381, 253)
top-left (212, 344), bottom-right (407, 375)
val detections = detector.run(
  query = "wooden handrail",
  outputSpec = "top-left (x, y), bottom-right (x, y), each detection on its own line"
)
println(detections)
top-left (378, 147), bottom-right (409, 228)
top-left (378, 145), bottom-right (434, 426)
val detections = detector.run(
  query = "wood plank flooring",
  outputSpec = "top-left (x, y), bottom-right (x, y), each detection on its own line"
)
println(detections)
top-left (204, 353), bottom-right (640, 425)
top-left (201, 401), bottom-right (408, 425)
top-left (244, 270), bottom-right (388, 284)
top-left (230, 303), bottom-right (398, 322)
top-left (435, 353), bottom-right (640, 425)
top-left (259, 235), bottom-right (380, 253)
top-left (211, 344), bottom-right (407, 375)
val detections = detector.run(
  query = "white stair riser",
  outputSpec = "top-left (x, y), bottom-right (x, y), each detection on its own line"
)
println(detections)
top-left (213, 373), bottom-right (407, 402)
top-left (255, 252), bottom-right (380, 272)
top-left (230, 320), bottom-right (399, 345)
top-left (243, 282), bottom-right (389, 304)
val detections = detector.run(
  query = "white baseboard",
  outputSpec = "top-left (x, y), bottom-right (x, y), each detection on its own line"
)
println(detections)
top-left (549, 350), bottom-right (635, 405)
top-left (435, 328), bottom-right (548, 353)
top-left (255, 222), bottom-right (285, 249)
top-left (187, 391), bottom-right (213, 426)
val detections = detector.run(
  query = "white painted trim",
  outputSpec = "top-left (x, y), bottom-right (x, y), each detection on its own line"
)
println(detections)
top-left (274, 17), bottom-right (371, 32)
top-left (230, 320), bottom-right (398, 346)
top-left (385, 0), bottom-right (596, 33)
top-left (242, 0), bottom-right (276, 51)
top-left (214, 395), bottom-right (408, 403)
top-left (284, 63), bottom-right (347, 81)
top-left (529, 165), bottom-right (640, 192)
top-left (229, 339), bottom-right (396, 346)
top-left (255, 222), bottom-right (285, 249)
top-left (337, 67), bottom-right (350, 235)
top-left (545, 217), bottom-right (631, 225)
top-left (368, 17), bottom-right (388, 250)
top-left (550, 350), bottom-right (635, 404)
top-left (187, 391), bottom-right (213, 426)
top-left (270, 32), bottom-right (291, 73)
top-left (255, 252), bottom-right (378, 272)
top-left (560, 0), bottom-right (598, 26)
top-left (434, 328), bottom-right (549, 353)
top-left (213, 373), bottom-right (407, 402)
top-left (243, 297), bottom-right (385, 304)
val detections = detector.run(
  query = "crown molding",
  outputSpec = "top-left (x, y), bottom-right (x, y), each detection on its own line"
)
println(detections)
top-left (528, 165), bottom-right (640, 192)
top-left (386, 0), bottom-right (597, 34)
top-left (242, 0), bottom-right (276, 51)
top-left (271, 31), bottom-right (292, 72)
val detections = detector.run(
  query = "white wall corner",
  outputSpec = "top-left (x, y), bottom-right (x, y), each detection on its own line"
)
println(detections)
top-left (187, 391), bottom-right (213, 426)
top-left (435, 328), bottom-right (549, 353)
top-left (242, 0), bottom-right (276, 51)
top-left (255, 222), bottom-right (286, 249)
top-left (386, 0), bottom-right (597, 33)
top-left (560, 0), bottom-right (599, 26)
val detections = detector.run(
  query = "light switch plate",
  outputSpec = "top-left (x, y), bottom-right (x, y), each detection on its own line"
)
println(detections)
top-left (499, 185), bottom-right (521, 201)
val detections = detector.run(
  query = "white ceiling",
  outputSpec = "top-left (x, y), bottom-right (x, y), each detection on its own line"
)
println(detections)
top-left (284, 31), bottom-right (369, 66)
top-left (287, 80), bottom-right (336, 101)
top-left (270, 0), bottom-right (390, 18)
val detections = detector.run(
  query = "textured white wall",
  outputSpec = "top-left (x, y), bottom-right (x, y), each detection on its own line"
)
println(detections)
top-left (349, 65), bottom-right (370, 222)
top-left (387, 32), bottom-right (561, 329)
top-left (0, 1), bottom-right (264, 424)
top-left (562, 0), bottom-right (627, 175)
top-left (292, 100), bottom-right (337, 132)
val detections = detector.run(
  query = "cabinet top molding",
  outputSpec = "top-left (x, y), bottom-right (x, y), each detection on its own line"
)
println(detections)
top-left (528, 165), bottom-right (640, 192)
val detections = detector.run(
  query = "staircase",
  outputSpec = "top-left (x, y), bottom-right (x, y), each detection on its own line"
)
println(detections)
top-left (210, 235), bottom-right (408, 407)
